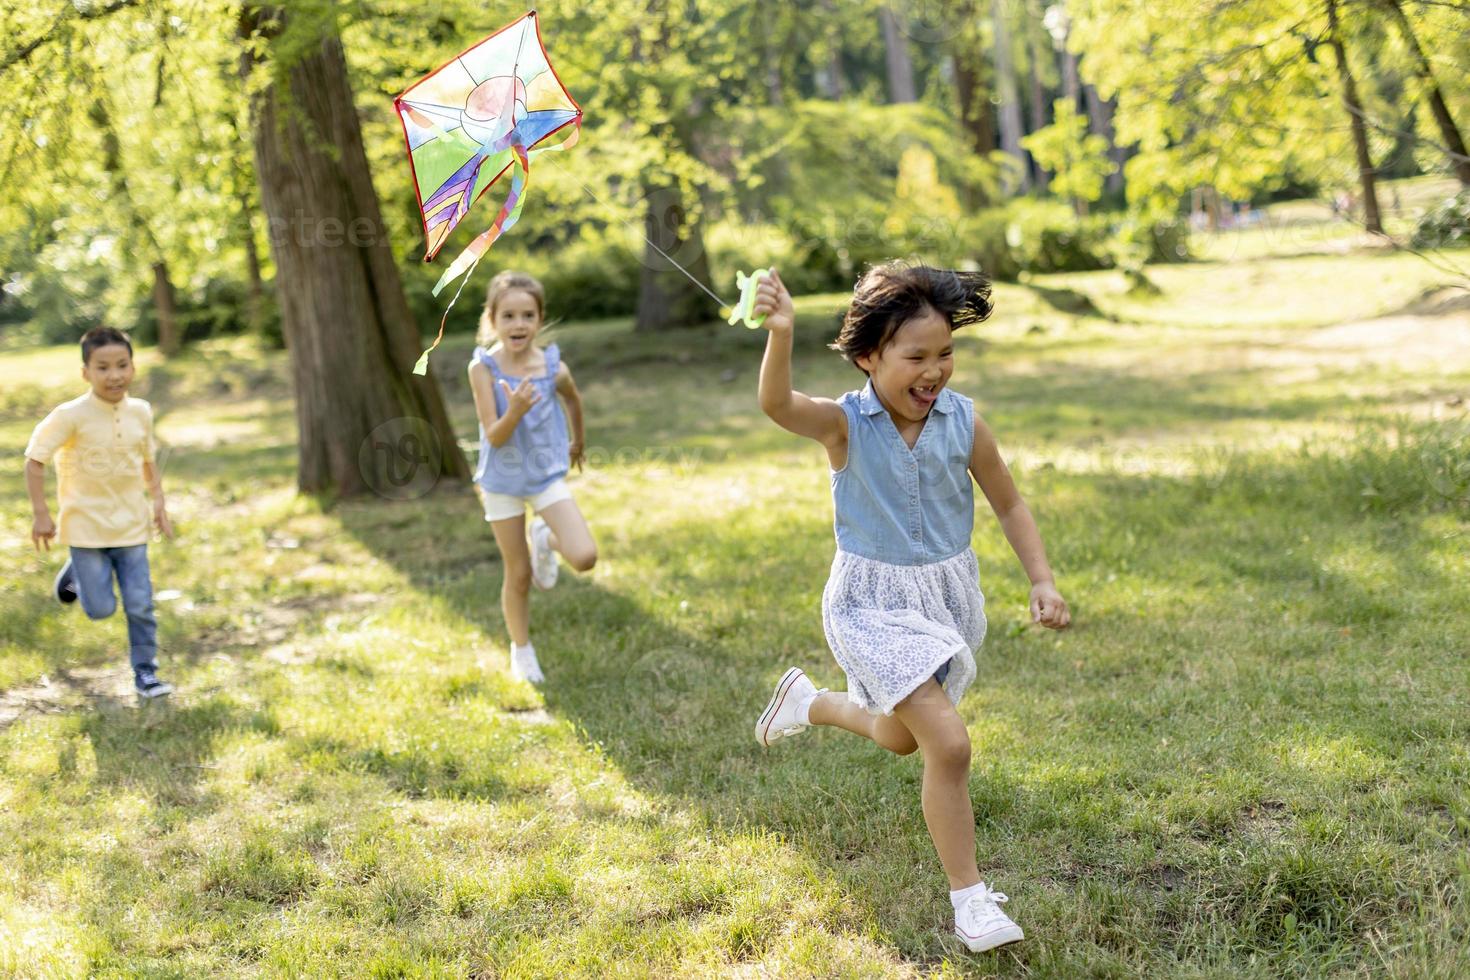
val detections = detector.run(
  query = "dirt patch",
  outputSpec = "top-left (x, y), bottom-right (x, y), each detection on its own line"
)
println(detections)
top-left (0, 665), bottom-right (137, 729)
top-left (1, 591), bottom-right (390, 729)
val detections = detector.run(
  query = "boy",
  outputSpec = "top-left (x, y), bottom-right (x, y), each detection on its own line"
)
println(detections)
top-left (25, 326), bottom-right (175, 697)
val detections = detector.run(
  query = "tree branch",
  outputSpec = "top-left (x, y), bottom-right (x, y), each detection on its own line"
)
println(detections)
top-left (2, 0), bottom-right (141, 73)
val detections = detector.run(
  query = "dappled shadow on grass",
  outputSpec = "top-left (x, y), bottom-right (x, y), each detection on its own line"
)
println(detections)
top-left (80, 694), bottom-right (280, 801)
top-left (331, 423), bottom-right (1469, 971)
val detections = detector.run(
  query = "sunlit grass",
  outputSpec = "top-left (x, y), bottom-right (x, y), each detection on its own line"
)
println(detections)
top-left (1, 233), bottom-right (1467, 974)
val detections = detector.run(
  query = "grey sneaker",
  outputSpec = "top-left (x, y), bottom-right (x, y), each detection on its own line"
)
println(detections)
top-left (54, 559), bottom-right (78, 604)
top-left (134, 667), bottom-right (174, 699)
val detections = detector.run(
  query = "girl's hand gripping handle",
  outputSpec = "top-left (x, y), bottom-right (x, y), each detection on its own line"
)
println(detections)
top-left (752, 268), bottom-right (794, 334)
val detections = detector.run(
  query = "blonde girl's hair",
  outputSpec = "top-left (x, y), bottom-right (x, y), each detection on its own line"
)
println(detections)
top-left (476, 271), bottom-right (547, 347)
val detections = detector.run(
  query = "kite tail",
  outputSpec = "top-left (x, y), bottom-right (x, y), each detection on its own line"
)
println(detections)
top-left (411, 122), bottom-right (579, 377)
top-left (411, 145), bottom-right (531, 376)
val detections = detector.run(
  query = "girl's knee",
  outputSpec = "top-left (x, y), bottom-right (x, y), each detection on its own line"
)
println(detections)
top-left (885, 733), bottom-right (920, 756)
top-left (926, 730), bottom-right (972, 773)
top-left (566, 545), bottom-right (597, 573)
top-left (503, 562), bottom-right (533, 592)
top-left (82, 598), bottom-right (116, 621)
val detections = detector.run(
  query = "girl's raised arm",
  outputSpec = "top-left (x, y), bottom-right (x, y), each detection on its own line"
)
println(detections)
top-left (755, 269), bottom-right (847, 455)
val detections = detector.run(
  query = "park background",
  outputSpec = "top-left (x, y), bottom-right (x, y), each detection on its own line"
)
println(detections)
top-left (2, 0), bottom-right (1468, 975)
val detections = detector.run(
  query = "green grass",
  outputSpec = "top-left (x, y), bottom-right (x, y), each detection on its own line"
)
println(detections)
top-left (2, 231), bottom-right (1469, 975)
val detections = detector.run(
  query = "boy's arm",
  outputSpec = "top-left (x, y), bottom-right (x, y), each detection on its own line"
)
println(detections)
top-left (970, 413), bottom-right (1070, 629)
top-left (26, 459), bottom-right (56, 551)
top-left (755, 270), bottom-right (846, 455)
top-left (144, 459), bottom-right (174, 539)
top-left (142, 403), bottom-right (173, 538)
top-left (555, 362), bottom-right (586, 471)
top-left (25, 407), bottom-right (72, 552)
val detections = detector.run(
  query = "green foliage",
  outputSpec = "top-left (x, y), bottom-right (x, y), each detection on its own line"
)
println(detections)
top-left (1021, 99), bottom-right (1115, 208)
top-left (1411, 190), bottom-right (1470, 248)
top-left (1069, 1), bottom-right (1358, 212)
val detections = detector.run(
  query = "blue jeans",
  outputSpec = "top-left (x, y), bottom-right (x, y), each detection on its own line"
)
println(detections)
top-left (69, 545), bottom-right (157, 672)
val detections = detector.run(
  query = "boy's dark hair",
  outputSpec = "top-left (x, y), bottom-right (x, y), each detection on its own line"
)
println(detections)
top-left (831, 262), bottom-right (993, 372)
top-left (80, 326), bottom-right (133, 364)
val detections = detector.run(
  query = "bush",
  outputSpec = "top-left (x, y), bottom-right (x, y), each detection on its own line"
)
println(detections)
top-left (1411, 191), bottom-right (1470, 248)
top-left (1116, 214), bottom-right (1192, 264)
top-left (1002, 199), bottom-right (1113, 274)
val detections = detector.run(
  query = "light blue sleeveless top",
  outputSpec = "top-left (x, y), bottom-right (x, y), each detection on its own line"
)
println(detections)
top-left (472, 343), bottom-right (570, 496)
top-left (832, 381), bottom-right (976, 565)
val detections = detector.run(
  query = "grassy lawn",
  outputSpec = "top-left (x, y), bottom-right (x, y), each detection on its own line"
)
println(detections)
top-left (2, 223), bottom-right (1468, 975)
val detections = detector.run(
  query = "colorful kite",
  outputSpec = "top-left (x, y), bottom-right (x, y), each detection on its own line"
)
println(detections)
top-left (394, 11), bottom-right (582, 375)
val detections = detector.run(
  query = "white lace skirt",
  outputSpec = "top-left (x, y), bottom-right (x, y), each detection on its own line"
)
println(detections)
top-left (821, 548), bottom-right (986, 715)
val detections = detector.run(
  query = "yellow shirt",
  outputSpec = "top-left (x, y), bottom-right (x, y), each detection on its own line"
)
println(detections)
top-left (25, 391), bottom-right (158, 548)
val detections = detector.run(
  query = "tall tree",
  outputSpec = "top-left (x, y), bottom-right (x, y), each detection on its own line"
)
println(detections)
top-left (240, 5), bottom-right (467, 495)
top-left (89, 95), bottom-right (183, 356)
top-left (878, 5), bottom-right (918, 103)
top-left (817, 0), bottom-right (851, 98)
top-left (1377, 0), bottom-right (1470, 186)
top-left (1025, 0), bottom-right (1052, 193)
top-left (950, 0), bottom-right (998, 179)
top-left (992, 0), bottom-right (1030, 192)
top-left (1326, 0), bottom-right (1384, 232)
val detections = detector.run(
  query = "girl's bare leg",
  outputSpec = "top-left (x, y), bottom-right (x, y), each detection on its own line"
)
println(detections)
top-left (807, 692), bottom-right (919, 755)
top-left (892, 679), bottom-right (981, 890)
top-left (490, 514), bottom-right (533, 646)
top-left (537, 498), bottom-right (597, 572)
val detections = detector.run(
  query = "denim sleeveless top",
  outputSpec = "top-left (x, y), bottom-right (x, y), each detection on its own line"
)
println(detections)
top-left (832, 381), bottom-right (976, 565)
top-left (472, 343), bottom-right (570, 496)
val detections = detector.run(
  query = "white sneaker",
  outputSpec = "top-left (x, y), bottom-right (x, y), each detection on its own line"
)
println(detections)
top-left (511, 646), bottom-right (546, 684)
top-left (755, 667), bottom-right (822, 746)
top-left (954, 883), bottom-right (1024, 952)
top-left (529, 518), bottom-right (558, 590)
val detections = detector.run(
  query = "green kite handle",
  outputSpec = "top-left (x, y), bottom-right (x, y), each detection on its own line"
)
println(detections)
top-left (727, 267), bottom-right (770, 329)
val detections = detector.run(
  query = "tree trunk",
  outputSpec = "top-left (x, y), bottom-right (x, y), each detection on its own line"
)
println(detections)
top-left (1026, 17), bottom-right (1050, 194)
top-left (1326, 0), bottom-right (1384, 234)
top-left (818, 0), bottom-right (849, 99)
top-left (91, 94), bottom-right (181, 356)
top-left (991, 0), bottom-right (1029, 193)
top-left (952, 47), bottom-right (996, 160)
top-left (763, 31), bottom-right (784, 106)
top-left (1060, 47), bottom-right (1081, 108)
top-left (635, 183), bottom-right (715, 331)
top-left (1382, 0), bottom-right (1470, 186)
top-left (241, 6), bottom-right (468, 495)
top-left (878, 6), bottom-right (917, 104)
top-left (1080, 83), bottom-right (1125, 196)
top-left (151, 262), bottom-right (180, 356)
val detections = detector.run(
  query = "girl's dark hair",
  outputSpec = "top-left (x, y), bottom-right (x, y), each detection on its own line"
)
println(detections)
top-left (831, 262), bottom-right (993, 371)
top-left (80, 326), bottom-right (133, 364)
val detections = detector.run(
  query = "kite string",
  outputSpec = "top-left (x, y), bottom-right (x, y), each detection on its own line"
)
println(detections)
top-left (539, 152), bottom-right (733, 309)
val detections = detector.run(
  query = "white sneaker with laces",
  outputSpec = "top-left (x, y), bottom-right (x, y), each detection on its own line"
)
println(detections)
top-left (954, 882), bottom-right (1024, 952)
top-left (755, 667), bottom-right (823, 746)
top-left (529, 517), bottom-right (558, 590)
top-left (511, 645), bottom-right (546, 684)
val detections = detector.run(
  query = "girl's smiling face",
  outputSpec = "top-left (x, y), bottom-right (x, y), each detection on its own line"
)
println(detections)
top-left (490, 289), bottom-right (542, 354)
top-left (855, 307), bottom-right (954, 423)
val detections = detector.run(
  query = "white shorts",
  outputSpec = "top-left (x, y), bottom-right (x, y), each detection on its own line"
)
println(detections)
top-left (477, 478), bottom-right (573, 522)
